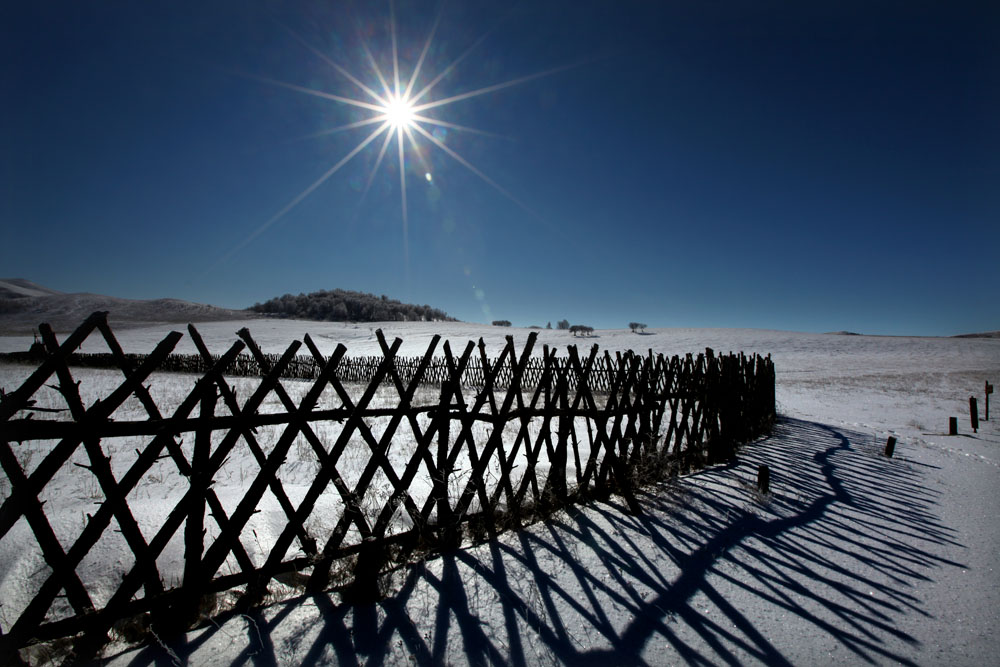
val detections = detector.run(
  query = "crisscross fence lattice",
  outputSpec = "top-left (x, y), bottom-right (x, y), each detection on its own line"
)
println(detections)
top-left (0, 312), bottom-right (774, 662)
top-left (3, 345), bottom-right (756, 394)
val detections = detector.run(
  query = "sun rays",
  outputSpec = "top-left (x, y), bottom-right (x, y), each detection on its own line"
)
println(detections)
top-left (212, 2), bottom-right (569, 274)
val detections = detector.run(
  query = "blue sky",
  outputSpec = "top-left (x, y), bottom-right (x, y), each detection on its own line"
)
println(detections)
top-left (2, 1), bottom-right (997, 335)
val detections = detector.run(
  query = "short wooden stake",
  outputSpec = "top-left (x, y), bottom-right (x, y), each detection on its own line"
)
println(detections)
top-left (949, 417), bottom-right (958, 436)
top-left (884, 436), bottom-right (896, 458)
top-left (970, 396), bottom-right (979, 434)
top-left (757, 465), bottom-right (770, 495)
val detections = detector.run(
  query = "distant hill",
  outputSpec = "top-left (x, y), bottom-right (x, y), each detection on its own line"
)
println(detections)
top-left (251, 288), bottom-right (456, 323)
top-left (0, 278), bottom-right (64, 299)
top-left (952, 331), bottom-right (1000, 339)
top-left (0, 278), bottom-right (254, 334)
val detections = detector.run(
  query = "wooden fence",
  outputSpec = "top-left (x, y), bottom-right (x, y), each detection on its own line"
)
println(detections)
top-left (0, 312), bottom-right (774, 662)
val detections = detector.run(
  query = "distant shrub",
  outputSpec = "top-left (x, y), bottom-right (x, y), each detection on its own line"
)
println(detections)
top-left (629, 322), bottom-right (648, 333)
top-left (492, 320), bottom-right (512, 327)
top-left (556, 319), bottom-right (570, 330)
top-left (569, 325), bottom-right (594, 337)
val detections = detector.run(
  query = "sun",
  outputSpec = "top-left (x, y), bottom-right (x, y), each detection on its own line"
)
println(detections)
top-left (382, 93), bottom-right (416, 130)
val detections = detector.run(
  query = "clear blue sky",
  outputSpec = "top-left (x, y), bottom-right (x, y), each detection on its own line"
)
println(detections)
top-left (2, 1), bottom-right (997, 335)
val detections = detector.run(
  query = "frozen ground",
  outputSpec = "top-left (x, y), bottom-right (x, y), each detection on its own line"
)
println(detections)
top-left (2, 320), bottom-right (998, 665)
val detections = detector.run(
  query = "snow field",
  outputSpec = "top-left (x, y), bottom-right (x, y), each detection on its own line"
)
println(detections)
top-left (1, 321), bottom-right (997, 664)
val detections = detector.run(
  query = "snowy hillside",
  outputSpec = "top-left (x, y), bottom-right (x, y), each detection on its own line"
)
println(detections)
top-left (0, 280), bottom-right (255, 334)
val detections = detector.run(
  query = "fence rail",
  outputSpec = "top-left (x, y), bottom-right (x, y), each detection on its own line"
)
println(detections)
top-left (0, 312), bottom-right (774, 662)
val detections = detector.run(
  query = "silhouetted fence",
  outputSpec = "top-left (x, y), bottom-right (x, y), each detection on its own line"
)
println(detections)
top-left (0, 312), bottom-right (774, 661)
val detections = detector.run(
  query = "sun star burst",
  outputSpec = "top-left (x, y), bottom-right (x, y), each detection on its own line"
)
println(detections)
top-left (214, 2), bottom-right (573, 275)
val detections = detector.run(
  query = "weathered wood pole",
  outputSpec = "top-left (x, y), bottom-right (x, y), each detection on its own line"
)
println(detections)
top-left (757, 465), bottom-right (770, 495)
top-left (884, 436), bottom-right (896, 458)
top-left (970, 396), bottom-right (979, 434)
top-left (549, 364), bottom-right (570, 503)
top-left (435, 378), bottom-right (459, 549)
top-left (949, 417), bottom-right (958, 436)
top-left (986, 381), bottom-right (993, 421)
top-left (176, 383), bottom-right (217, 631)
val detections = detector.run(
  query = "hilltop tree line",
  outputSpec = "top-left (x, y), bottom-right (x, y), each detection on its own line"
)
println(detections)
top-left (251, 289), bottom-right (455, 323)
top-left (487, 319), bottom-right (648, 336)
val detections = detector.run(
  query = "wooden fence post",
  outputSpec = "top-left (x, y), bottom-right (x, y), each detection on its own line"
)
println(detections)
top-left (949, 417), bottom-right (958, 436)
top-left (970, 396), bottom-right (979, 434)
top-left (704, 349), bottom-right (724, 464)
top-left (884, 436), bottom-right (896, 458)
top-left (757, 465), bottom-right (770, 495)
top-left (548, 359), bottom-right (571, 504)
top-left (435, 375), bottom-right (459, 549)
top-left (175, 383), bottom-right (217, 628)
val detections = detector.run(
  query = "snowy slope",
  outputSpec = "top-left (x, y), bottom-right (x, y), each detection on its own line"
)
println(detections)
top-left (0, 281), bottom-right (255, 335)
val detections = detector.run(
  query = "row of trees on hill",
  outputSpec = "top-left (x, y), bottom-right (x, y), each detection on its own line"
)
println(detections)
top-left (250, 289), bottom-right (455, 323)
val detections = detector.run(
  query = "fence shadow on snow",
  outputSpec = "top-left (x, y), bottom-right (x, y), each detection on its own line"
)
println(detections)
top-left (99, 419), bottom-right (965, 666)
top-left (0, 311), bottom-right (774, 663)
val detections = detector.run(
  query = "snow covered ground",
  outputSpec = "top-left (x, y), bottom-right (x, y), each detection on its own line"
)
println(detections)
top-left (2, 320), bottom-right (998, 665)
